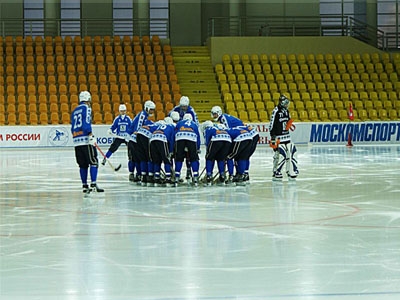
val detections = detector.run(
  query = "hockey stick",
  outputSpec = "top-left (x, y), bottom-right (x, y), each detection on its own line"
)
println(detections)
top-left (94, 143), bottom-right (122, 172)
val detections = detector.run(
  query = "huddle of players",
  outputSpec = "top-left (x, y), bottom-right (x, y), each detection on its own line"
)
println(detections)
top-left (104, 95), bottom-right (259, 187)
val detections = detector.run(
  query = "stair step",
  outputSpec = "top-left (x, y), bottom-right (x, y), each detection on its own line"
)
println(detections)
top-left (174, 57), bottom-right (211, 64)
top-left (171, 45), bottom-right (221, 121)
top-left (172, 46), bottom-right (209, 56)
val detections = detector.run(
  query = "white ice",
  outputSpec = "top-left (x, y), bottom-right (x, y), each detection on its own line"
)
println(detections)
top-left (1, 144), bottom-right (400, 300)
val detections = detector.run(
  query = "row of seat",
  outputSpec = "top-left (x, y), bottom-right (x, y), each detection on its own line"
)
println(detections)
top-left (0, 35), bottom-right (163, 48)
top-left (222, 52), bottom-right (400, 68)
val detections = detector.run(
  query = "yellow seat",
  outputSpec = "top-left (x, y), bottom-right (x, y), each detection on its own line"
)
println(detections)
top-left (298, 110), bottom-right (310, 122)
top-left (308, 109), bottom-right (320, 122)
top-left (249, 110), bottom-right (259, 122)
top-left (328, 109), bottom-right (340, 121)
top-left (239, 110), bottom-right (249, 122)
top-left (377, 108), bottom-right (390, 121)
top-left (319, 109), bottom-right (330, 122)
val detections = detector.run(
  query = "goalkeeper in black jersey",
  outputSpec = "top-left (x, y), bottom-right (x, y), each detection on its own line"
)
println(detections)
top-left (269, 95), bottom-right (299, 180)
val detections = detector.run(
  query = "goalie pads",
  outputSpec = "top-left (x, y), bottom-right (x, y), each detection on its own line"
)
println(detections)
top-left (273, 142), bottom-right (299, 179)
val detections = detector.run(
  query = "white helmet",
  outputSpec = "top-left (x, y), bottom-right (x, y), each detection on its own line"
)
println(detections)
top-left (183, 113), bottom-right (193, 121)
top-left (211, 106), bottom-right (222, 121)
top-left (79, 91), bottom-right (91, 102)
top-left (119, 104), bottom-right (127, 111)
top-left (179, 96), bottom-right (190, 107)
top-left (164, 116), bottom-right (174, 124)
top-left (216, 123), bottom-right (227, 130)
top-left (144, 100), bottom-right (156, 114)
top-left (170, 111), bottom-right (180, 122)
top-left (156, 120), bottom-right (166, 125)
top-left (202, 120), bottom-right (213, 131)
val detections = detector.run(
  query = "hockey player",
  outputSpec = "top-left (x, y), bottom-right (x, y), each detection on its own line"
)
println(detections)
top-left (269, 94), bottom-right (299, 180)
top-left (210, 105), bottom-right (244, 128)
top-left (102, 104), bottom-right (132, 166)
top-left (127, 100), bottom-right (155, 183)
top-left (225, 125), bottom-right (253, 186)
top-left (170, 97), bottom-right (198, 180)
top-left (202, 121), bottom-right (232, 185)
top-left (149, 117), bottom-right (176, 186)
top-left (70, 91), bottom-right (104, 194)
top-left (174, 113), bottom-right (201, 186)
top-left (170, 95), bottom-right (199, 125)
top-left (244, 124), bottom-right (259, 183)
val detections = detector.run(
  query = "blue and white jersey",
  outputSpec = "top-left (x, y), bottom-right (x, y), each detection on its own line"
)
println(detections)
top-left (247, 124), bottom-right (259, 139)
top-left (71, 103), bottom-right (92, 146)
top-left (226, 126), bottom-right (253, 142)
top-left (175, 119), bottom-right (201, 149)
top-left (217, 113), bottom-right (244, 128)
top-left (170, 105), bottom-right (199, 125)
top-left (137, 121), bottom-right (156, 139)
top-left (203, 126), bottom-right (232, 146)
top-left (128, 110), bottom-right (151, 142)
top-left (110, 114), bottom-right (132, 140)
top-left (150, 123), bottom-right (175, 153)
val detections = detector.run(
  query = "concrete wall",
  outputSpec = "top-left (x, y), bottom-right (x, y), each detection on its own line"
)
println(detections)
top-left (208, 36), bottom-right (384, 65)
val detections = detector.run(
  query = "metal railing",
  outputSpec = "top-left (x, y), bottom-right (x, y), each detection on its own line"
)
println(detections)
top-left (207, 16), bottom-right (392, 51)
top-left (0, 18), bottom-right (169, 39)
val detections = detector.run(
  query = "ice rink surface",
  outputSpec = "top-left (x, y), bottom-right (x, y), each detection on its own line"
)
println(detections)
top-left (1, 144), bottom-right (400, 300)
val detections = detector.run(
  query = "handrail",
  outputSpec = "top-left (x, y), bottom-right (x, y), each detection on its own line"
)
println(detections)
top-left (0, 18), bottom-right (169, 38)
top-left (208, 16), bottom-right (389, 50)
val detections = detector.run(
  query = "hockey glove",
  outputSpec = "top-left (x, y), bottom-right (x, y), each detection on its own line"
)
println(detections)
top-left (107, 129), bottom-right (113, 135)
top-left (269, 138), bottom-right (280, 150)
top-left (285, 119), bottom-right (296, 131)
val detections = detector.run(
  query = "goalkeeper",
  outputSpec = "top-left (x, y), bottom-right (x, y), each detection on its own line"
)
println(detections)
top-left (269, 94), bottom-right (299, 180)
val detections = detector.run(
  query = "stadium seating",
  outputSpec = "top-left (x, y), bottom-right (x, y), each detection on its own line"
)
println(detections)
top-left (216, 51), bottom-right (400, 122)
top-left (1, 35), bottom-right (178, 125)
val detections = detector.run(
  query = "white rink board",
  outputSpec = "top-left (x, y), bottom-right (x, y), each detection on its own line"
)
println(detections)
top-left (1, 121), bottom-right (400, 148)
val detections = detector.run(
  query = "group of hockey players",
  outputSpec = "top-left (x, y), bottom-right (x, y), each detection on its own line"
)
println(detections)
top-left (102, 95), bottom-right (261, 187)
top-left (71, 90), bottom-right (298, 193)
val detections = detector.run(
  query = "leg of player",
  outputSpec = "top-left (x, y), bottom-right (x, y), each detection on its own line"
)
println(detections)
top-left (273, 144), bottom-right (287, 181)
top-left (286, 142), bottom-right (299, 179)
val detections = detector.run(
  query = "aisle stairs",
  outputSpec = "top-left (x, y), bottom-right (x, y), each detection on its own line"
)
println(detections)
top-left (172, 46), bottom-right (222, 121)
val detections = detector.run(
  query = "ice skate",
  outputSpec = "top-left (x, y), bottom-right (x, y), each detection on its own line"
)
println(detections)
top-left (235, 174), bottom-right (246, 186)
top-left (82, 184), bottom-right (91, 194)
top-left (90, 183), bottom-right (104, 192)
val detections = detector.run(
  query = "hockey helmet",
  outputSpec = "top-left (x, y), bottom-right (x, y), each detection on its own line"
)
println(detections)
top-left (179, 96), bottom-right (190, 107)
top-left (144, 100), bottom-right (156, 114)
top-left (202, 120), bottom-right (213, 131)
top-left (170, 111), bottom-right (180, 122)
top-left (79, 91), bottom-right (92, 103)
top-left (211, 106), bottom-right (222, 121)
top-left (164, 116), bottom-right (174, 124)
top-left (279, 95), bottom-right (290, 108)
top-left (183, 113), bottom-right (193, 121)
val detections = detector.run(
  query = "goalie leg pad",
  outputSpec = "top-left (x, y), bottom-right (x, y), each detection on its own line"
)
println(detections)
top-left (285, 142), bottom-right (299, 178)
top-left (274, 144), bottom-right (287, 177)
